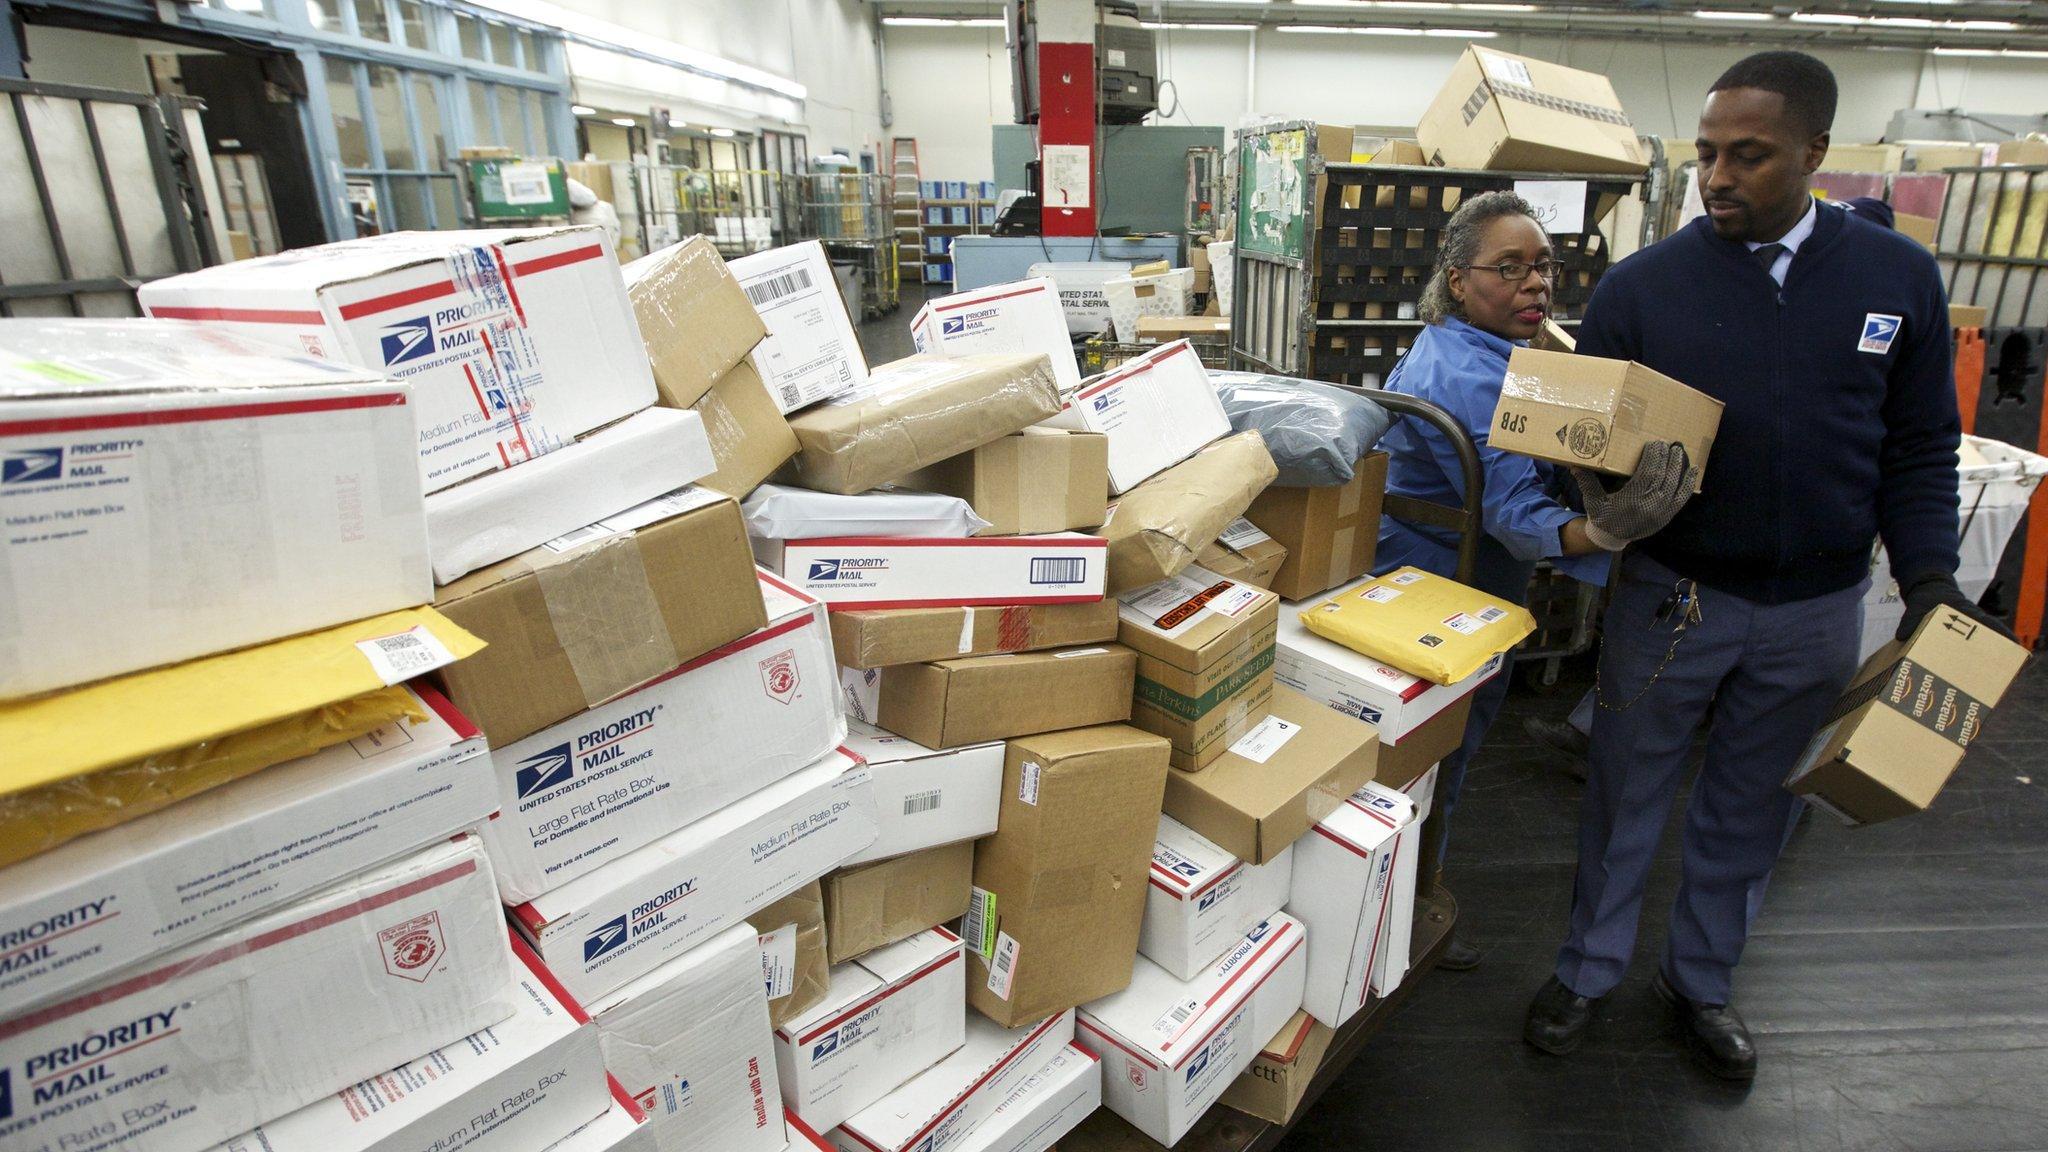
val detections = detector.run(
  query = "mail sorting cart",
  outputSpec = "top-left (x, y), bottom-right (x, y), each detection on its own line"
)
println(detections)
top-left (1062, 388), bottom-right (1484, 1152)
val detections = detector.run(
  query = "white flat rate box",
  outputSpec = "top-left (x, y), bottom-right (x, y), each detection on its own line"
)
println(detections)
top-left (0, 684), bottom-right (494, 1011)
top-left (730, 241), bottom-right (868, 413)
top-left (1284, 783), bottom-right (1412, 1027)
top-left (827, 1009), bottom-right (1076, 1152)
top-left (1078, 914), bottom-right (1308, 1147)
top-left (0, 835), bottom-right (515, 1152)
top-left (767, 534), bottom-right (1106, 609)
top-left (1140, 815), bottom-right (1295, 982)
top-left (1365, 780), bottom-right (1421, 999)
top-left (953, 1044), bottom-right (1101, 1152)
top-left (139, 226), bottom-right (654, 493)
top-left (544, 1092), bottom-right (655, 1152)
top-left (910, 278), bottom-right (1082, 396)
top-left (0, 318), bottom-right (430, 697)
top-left (1042, 340), bottom-right (1229, 494)
top-left (837, 721), bottom-right (1003, 866)
top-left (486, 569), bottom-right (845, 905)
top-left (1276, 583), bottom-right (1500, 741)
top-left (775, 928), bottom-right (966, 1133)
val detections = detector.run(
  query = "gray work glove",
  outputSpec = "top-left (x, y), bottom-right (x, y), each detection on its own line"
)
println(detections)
top-left (1573, 441), bottom-right (1699, 552)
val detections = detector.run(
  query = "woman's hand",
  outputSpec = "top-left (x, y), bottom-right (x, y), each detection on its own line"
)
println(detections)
top-left (1573, 441), bottom-right (1699, 552)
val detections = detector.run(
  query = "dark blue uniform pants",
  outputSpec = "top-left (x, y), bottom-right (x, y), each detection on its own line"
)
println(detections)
top-left (1555, 552), bottom-right (1865, 1006)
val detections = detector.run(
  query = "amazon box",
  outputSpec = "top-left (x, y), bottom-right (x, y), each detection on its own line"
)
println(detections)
top-left (749, 882), bottom-right (830, 1030)
top-left (623, 234), bottom-right (766, 409)
top-left (1161, 685), bottom-right (1379, 865)
top-left (823, 840), bottom-right (976, 963)
top-left (1217, 1010), bottom-right (1334, 1125)
top-left (1095, 430), bottom-right (1280, 594)
top-left (691, 359), bottom-right (799, 498)
top-left (1417, 46), bottom-right (1648, 175)
top-left (869, 645), bottom-right (1137, 749)
top-left (829, 599), bottom-right (1119, 669)
top-left (1198, 518), bottom-right (1289, 590)
top-left (900, 429), bottom-right (1111, 535)
top-left (963, 726), bottom-right (1170, 1027)
top-left (1492, 346), bottom-right (1721, 491)
top-left (1245, 453), bottom-right (1389, 602)
top-left (1787, 606), bottom-right (2029, 826)
top-left (1118, 565), bottom-right (1281, 769)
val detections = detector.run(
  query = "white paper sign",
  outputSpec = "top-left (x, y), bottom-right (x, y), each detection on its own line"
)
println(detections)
top-left (1230, 715), bottom-right (1302, 764)
top-left (1513, 180), bottom-right (1588, 235)
top-left (1044, 144), bottom-right (1092, 209)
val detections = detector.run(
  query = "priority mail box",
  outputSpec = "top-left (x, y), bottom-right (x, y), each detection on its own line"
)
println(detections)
top-left (1045, 339), bottom-right (1231, 494)
top-left (0, 319), bottom-right (430, 697)
top-left (546, 1093), bottom-right (655, 1152)
top-left (899, 428), bottom-right (1111, 536)
top-left (838, 721), bottom-right (1003, 866)
top-left (433, 486), bottom-right (766, 749)
top-left (0, 684), bottom-right (493, 1011)
top-left (1365, 780), bottom-right (1422, 998)
top-left (1197, 519), bottom-right (1288, 590)
top-left (1095, 430), bottom-right (1280, 594)
top-left (1416, 46), bottom-right (1647, 175)
top-left (1284, 782), bottom-right (1412, 1026)
top-left (587, 923), bottom-right (785, 1152)
top-left (1492, 347), bottom-right (1721, 491)
top-left (1217, 1010), bottom-right (1333, 1126)
top-left (210, 934), bottom-right (609, 1152)
top-left (1245, 453), bottom-right (1390, 602)
top-left (828, 599), bottom-right (1119, 669)
top-left (871, 645), bottom-right (1137, 750)
top-left (1277, 584), bottom-right (1498, 744)
top-left (623, 234), bottom-right (767, 409)
top-left (0, 836), bottom-right (515, 1152)
top-left (1142, 815), bottom-right (1295, 981)
top-left (953, 1044), bottom-right (1100, 1152)
top-left (750, 882), bottom-right (830, 1029)
top-left (692, 358), bottom-right (799, 498)
top-left (1119, 564), bottom-right (1280, 769)
top-left (828, 1009), bottom-right (1075, 1152)
top-left (1026, 261), bottom-right (1134, 335)
top-left (426, 407), bottom-right (717, 582)
top-left (730, 241), bottom-right (868, 413)
top-left (767, 534), bottom-right (1105, 609)
top-left (139, 226), bottom-right (654, 493)
top-left (511, 750), bottom-right (877, 1004)
top-left (910, 278), bottom-right (1082, 397)
top-left (1078, 914), bottom-right (1308, 1147)
top-left (484, 568), bottom-right (843, 903)
top-left (824, 840), bottom-right (975, 964)
top-left (775, 928), bottom-right (967, 1133)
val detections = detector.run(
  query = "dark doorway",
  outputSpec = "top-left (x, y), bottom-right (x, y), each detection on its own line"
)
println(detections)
top-left (177, 52), bottom-right (327, 250)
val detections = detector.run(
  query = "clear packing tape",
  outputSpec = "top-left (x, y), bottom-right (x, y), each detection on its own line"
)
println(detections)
top-left (1095, 430), bottom-right (1279, 595)
top-left (1212, 372), bottom-right (1395, 488)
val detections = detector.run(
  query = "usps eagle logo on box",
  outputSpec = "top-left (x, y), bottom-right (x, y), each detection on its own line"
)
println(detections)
top-left (380, 315), bottom-right (436, 366)
top-left (2, 447), bottom-right (62, 485)
top-left (585, 915), bottom-right (630, 963)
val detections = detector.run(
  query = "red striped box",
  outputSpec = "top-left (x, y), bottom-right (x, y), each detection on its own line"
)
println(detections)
top-left (763, 534), bottom-right (1105, 611)
top-left (1282, 783), bottom-right (1415, 1027)
top-left (1139, 815), bottom-right (1295, 981)
top-left (828, 1008), bottom-right (1074, 1152)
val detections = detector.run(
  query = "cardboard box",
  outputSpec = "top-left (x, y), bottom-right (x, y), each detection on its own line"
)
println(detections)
top-left (1951, 303), bottom-right (1990, 330)
top-left (838, 721), bottom-right (1003, 866)
top-left (1045, 339), bottom-right (1232, 494)
top-left (823, 840), bottom-right (975, 963)
top-left (1894, 211), bottom-right (1939, 251)
top-left (0, 319), bottom-right (431, 697)
top-left (749, 882), bottom-right (830, 1030)
top-left (1025, 261), bottom-right (1135, 335)
top-left (1245, 453), bottom-right (1390, 602)
top-left (139, 226), bottom-right (655, 493)
top-left (953, 1045), bottom-right (1099, 1152)
top-left (1533, 316), bottom-right (1577, 353)
top-left (511, 750), bottom-right (877, 1004)
top-left (1141, 815), bottom-right (1295, 981)
top-left (1300, 566), bottom-right (1536, 686)
top-left (1096, 430), bottom-right (1280, 594)
top-left (586, 923), bottom-right (786, 1152)
top-left (784, 354), bottom-right (1063, 495)
top-left (433, 486), bottom-right (766, 749)
top-left (0, 836), bottom-right (515, 1152)
top-left (1417, 46), bottom-right (1647, 175)
top-left (483, 568), bottom-right (845, 903)
top-left (1119, 564), bottom-right (1280, 769)
top-left (623, 235), bottom-right (767, 409)
top-left (1904, 141), bottom-right (1994, 172)
top-left (1198, 518), bottom-right (1288, 589)
top-left (765, 533), bottom-right (1107, 609)
top-left (1276, 581), bottom-right (1498, 746)
top-left (1135, 315), bottom-right (1230, 343)
top-left (1492, 346), bottom-right (1722, 490)
top-left (911, 277), bottom-right (1083, 397)
top-left (693, 358), bottom-right (800, 498)
top-left (965, 725), bottom-right (1170, 1027)
top-left (546, 1094), bottom-right (655, 1152)
top-left (1161, 684), bottom-right (1380, 865)
top-left (210, 934), bottom-right (609, 1152)
top-left (1217, 1010), bottom-right (1333, 1126)
top-left (871, 644), bottom-right (1137, 749)
top-left (745, 484), bottom-right (991, 540)
top-left (730, 241), bottom-right (869, 413)
top-left (1078, 914), bottom-right (1309, 1147)
top-left (828, 599), bottom-right (1119, 669)
top-left (899, 429), bottom-right (1111, 536)
top-left (829, 1010), bottom-right (1076, 1152)
top-left (775, 928), bottom-right (967, 1133)
top-left (1998, 139), bottom-right (2048, 166)
top-left (1822, 142), bottom-right (1906, 173)
top-left (1102, 267), bottom-right (1196, 344)
top-left (0, 684), bottom-right (493, 1010)
top-left (1787, 606), bottom-right (2029, 826)
top-left (426, 407), bottom-right (718, 583)
top-left (1284, 782), bottom-right (1412, 1026)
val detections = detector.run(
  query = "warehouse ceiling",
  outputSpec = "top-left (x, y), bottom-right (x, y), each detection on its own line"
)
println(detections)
top-left (867, 1), bottom-right (2048, 52)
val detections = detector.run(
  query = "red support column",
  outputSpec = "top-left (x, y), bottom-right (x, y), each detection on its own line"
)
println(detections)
top-left (1035, 2), bottom-right (1096, 237)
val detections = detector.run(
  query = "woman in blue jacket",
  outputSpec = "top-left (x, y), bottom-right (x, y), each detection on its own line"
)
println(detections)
top-left (1376, 191), bottom-right (1696, 970)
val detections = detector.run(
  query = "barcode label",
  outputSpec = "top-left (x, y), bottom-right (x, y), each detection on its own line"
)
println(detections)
top-left (542, 522), bottom-right (618, 553)
top-left (1152, 996), bottom-right (1203, 1038)
top-left (1362, 586), bottom-right (1402, 604)
top-left (903, 789), bottom-right (943, 815)
top-left (1477, 605), bottom-right (1508, 622)
top-left (354, 626), bottom-right (457, 686)
top-left (1217, 518), bottom-right (1270, 550)
top-left (1030, 557), bottom-right (1087, 585)
top-left (744, 266), bottom-right (813, 306)
top-left (964, 887), bottom-right (997, 959)
top-left (987, 932), bottom-right (1020, 1000)
top-left (778, 382), bottom-right (802, 409)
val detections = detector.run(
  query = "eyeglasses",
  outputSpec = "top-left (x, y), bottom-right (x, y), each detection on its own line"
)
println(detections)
top-left (1463, 259), bottom-right (1566, 282)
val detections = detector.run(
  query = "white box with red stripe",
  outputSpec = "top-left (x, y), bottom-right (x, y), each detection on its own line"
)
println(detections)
top-left (138, 226), bottom-right (654, 494)
top-left (1276, 587), bottom-right (1502, 743)
top-left (0, 318), bottom-right (430, 697)
top-left (0, 835), bottom-right (515, 1152)
top-left (774, 928), bottom-right (965, 1133)
top-left (1077, 913), bottom-right (1308, 1147)
top-left (1040, 339), bottom-right (1230, 494)
top-left (834, 722), bottom-right (1002, 867)
top-left (909, 278), bottom-right (1082, 397)
top-left (953, 1044), bottom-right (1100, 1152)
top-left (484, 569), bottom-right (847, 905)
top-left (763, 534), bottom-right (1106, 610)
top-left (544, 1091), bottom-right (656, 1152)
top-left (1139, 815), bottom-right (1295, 982)
top-left (1364, 780), bottom-right (1422, 1000)
top-left (1283, 782), bottom-right (1414, 1027)
top-left (827, 1008), bottom-right (1075, 1152)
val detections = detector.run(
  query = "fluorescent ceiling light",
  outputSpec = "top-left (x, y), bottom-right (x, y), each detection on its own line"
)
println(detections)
top-left (1277, 23), bottom-right (1494, 36)
top-left (609, 117), bottom-right (636, 127)
top-left (1875, 0), bottom-right (1954, 4)
top-left (1870, 15), bottom-right (1939, 27)
top-left (1694, 9), bottom-right (1773, 20)
top-left (1930, 47), bottom-right (1997, 55)
top-left (709, 127), bottom-right (738, 137)
top-left (667, 117), bottom-right (688, 128)
top-left (1956, 20), bottom-right (2020, 30)
top-left (570, 104), bottom-right (596, 115)
top-left (1457, 3), bottom-right (1538, 9)
top-left (1933, 46), bottom-right (2048, 57)
top-left (881, 16), bottom-right (1004, 25)
top-left (1789, 12), bottom-right (1864, 24)
top-left (1142, 22), bottom-right (1259, 30)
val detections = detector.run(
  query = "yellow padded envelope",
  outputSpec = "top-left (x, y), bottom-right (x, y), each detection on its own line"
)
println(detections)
top-left (1300, 566), bottom-right (1536, 685)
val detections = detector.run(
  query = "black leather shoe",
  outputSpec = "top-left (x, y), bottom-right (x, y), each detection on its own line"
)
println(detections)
top-left (1654, 971), bottom-right (1758, 1082)
top-left (1524, 976), bottom-right (1597, 1055)
top-left (1523, 716), bottom-right (1589, 780)
top-left (1437, 934), bottom-right (1482, 971)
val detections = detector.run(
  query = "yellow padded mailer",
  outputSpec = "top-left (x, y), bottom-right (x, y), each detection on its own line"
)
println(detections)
top-left (1300, 566), bottom-right (1536, 685)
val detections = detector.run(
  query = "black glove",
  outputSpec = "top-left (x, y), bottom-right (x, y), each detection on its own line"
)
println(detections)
top-left (1895, 572), bottom-right (2019, 643)
top-left (1571, 442), bottom-right (1700, 552)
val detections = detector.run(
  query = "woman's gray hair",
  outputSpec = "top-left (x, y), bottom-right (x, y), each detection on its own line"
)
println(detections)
top-left (1418, 190), bottom-right (1541, 325)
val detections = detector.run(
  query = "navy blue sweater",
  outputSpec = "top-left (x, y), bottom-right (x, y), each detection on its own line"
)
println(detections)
top-left (1577, 204), bottom-right (1961, 603)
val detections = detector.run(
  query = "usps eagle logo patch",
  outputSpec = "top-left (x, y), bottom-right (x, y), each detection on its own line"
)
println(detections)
top-left (1859, 313), bottom-right (1903, 354)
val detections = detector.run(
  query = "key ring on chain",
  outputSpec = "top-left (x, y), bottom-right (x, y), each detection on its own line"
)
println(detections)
top-left (1595, 577), bottom-right (1704, 713)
